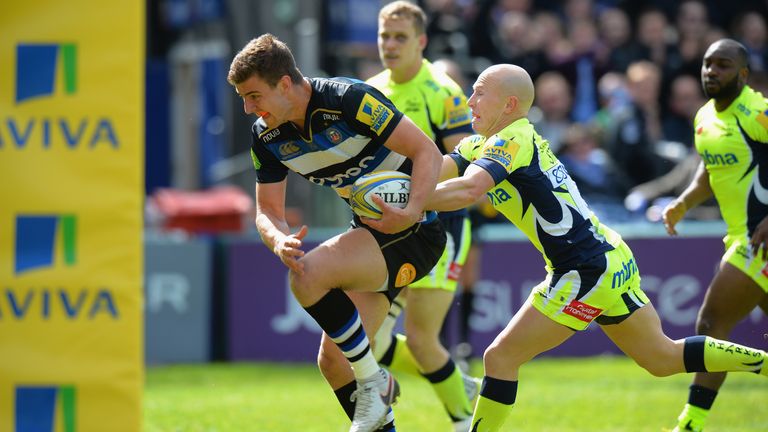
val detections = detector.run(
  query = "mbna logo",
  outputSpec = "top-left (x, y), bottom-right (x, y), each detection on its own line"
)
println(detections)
top-left (16, 43), bottom-right (77, 104)
top-left (701, 149), bottom-right (738, 166)
top-left (15, 385), bottom-right (76, 432)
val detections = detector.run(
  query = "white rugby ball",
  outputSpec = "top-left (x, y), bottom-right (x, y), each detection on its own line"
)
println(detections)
top-left (350, 171), bottom-right (411, 219)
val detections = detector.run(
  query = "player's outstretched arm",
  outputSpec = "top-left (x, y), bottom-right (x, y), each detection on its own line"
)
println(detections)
top-left (428, 164), bottom-right (495, 212)
top-left (662, 161), bottom-right (712, 236)
top-left (254, 180), bottom-right (307, 274)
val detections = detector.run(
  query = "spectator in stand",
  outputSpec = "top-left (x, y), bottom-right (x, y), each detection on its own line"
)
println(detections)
top-left (531, 11), bottom-right (572, 66)
top-left (636, 7), bottom-right (684, 104)
top-left (557, 124), bottom-right (631, 222)
top-left (556, 19), bottom-right (607, 123)
top-left (422, 0), bottom-right (471, 60)
top-left (597, 7), bottom-right (643, 72)
top-left (530, 71), bottom-right (573, 154)
top-left (606, 60), bottom-right (667, 187)
top-left (468, 0), bottom-right (532, 63)
top-left (592, 71), bottom-right (631, 144)
top-left (662, 74), bottom-right (706, 149)
top-left (735, 10), bottom-right (768, 72)
top-left (674, 1), bottom-right (714, 78)
top-left (494, 11), bottom-right (549, 80)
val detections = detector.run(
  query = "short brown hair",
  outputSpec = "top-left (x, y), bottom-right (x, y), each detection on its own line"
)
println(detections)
top-left (227, 33), bottom-right (304, 87)
top-left (379, 1), bottom-right (426, 35)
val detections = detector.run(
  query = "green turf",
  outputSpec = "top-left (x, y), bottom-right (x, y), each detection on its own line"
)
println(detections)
top-left (144, 356), bottom-right (766, 431)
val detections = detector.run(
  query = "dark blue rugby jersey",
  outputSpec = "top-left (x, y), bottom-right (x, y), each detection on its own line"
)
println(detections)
top-left (249, 77), bottom-right (411, 199)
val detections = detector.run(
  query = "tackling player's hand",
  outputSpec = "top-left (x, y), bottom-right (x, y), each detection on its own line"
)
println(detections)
top-left (273, 225), bottom-right (308, 274)
top-left (661, 199), bottom-right (687, 236)
top-left (361, 194), bottom-right (421, 234)
top-left (750, 216), bottom-right (768, 260)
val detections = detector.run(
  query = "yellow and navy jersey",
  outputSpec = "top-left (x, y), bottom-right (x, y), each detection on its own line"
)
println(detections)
top-left (250, 77), bottom-right (408, 199)
top-left (450, 118), bottom-right (622, 270)
top-left (366, 59), bottom-right (472, 155)
top-left (693, 85), bottom-right (768, 241)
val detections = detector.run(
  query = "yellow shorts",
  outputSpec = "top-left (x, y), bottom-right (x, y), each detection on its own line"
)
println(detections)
top-left (531, 241), bottom-right (650, 331)
top-left (722, 236), bottom-right (768, 294)
top-left (409, 215), bottom-right (471, 292)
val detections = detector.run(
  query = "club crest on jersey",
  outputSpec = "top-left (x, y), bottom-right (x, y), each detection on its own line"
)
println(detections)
top-left (356, 93), bottom-right (393, 135)
top-left (326, 128), bottom-right (342, 144)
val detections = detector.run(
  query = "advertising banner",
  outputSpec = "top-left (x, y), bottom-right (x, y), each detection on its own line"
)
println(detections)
top-left (145, 237), bottom-right (212, 364)
top-left (227, 236), bottom-right (766, 361)
top-left (0, 1), bottom-right (145, 431)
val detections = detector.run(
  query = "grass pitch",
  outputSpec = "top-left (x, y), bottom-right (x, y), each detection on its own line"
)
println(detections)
top-left (144, 356), bottom-right (766, 432)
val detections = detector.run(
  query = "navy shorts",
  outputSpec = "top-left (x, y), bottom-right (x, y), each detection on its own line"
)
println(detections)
top-left (352, 213), bottom-right (446, 302)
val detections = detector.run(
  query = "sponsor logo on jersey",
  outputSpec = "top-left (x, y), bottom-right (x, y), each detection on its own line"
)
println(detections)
top-left (445, 96), bottom-right (471, 127)
top-left (447, 262), bottom-right (462, 281)
top-left (611, 258), bottom-right (638, 289)
top-left (278, 141), bottom-right (301, 158)
top-left (737, 103), bottom-right (752, 116)
top-left (487, 187), bottom-right (513, 206)
top-left (308, 155), bottom-right (375, 187)
top-left (356, 93), bottom-right (394, 135)
top-left (482, 139), bottom-right (515, 169)
top-left (322, 113), bottom-right (341, 122)
top-left (562, 299), bottom-right (602, 323)
top-left (544, 163), bottom-right (568, 189)
top-left (395, 263), bottom-right (417, 287)
top-left (261, 128), bottom-right (281, 142)
top-left (701, 149), bottom-right (738, 166)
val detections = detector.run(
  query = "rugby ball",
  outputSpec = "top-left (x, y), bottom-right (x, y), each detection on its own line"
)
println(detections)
top-left (350, 171), bottom-right (411, 219)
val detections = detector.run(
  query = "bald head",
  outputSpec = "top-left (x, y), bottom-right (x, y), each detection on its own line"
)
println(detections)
top-left (480, 64), bottom-right (535, 114)
top-left (705, 38), bottom-right (749, 69)
top-left (469, 64), bottom-right (536, 137)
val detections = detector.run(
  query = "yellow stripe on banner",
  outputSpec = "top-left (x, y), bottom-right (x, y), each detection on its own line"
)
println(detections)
top-left (0, 1), bottom-right (144, 431)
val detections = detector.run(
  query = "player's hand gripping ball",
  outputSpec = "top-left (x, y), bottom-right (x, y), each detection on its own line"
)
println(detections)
top-left (350, 171), bottom-right (411, 219)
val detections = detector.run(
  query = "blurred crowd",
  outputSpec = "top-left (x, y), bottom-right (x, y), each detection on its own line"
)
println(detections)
top-left (367, 0), bottom-right (768, 224)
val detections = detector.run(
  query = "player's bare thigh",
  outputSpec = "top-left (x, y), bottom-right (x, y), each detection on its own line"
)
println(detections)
top-left (291, 227), bottom-right (389, 305)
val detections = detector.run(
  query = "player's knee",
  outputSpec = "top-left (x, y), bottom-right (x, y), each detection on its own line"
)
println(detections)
top-left (483, 343), bottom-right (520, 373)
top-left (288, 268), bottom-right (315, 300)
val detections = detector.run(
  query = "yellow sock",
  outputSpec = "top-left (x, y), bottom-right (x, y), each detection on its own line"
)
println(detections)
top-left (387, 334), bottom-right (421, 377)
top-left (469, 377), bottom-right (517, 432)
top-left (423, 359), bottom-right (473, 420)
top-left (686, 336), bottom-right (768, 375)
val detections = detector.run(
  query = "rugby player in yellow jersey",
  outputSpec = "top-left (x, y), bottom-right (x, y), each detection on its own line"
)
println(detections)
top-left (363, 2), bottom-right (479, 431)
top-left (390, 62), bottom-right (768, 432)
top-left (662, 39), bottom-right (768, 432)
